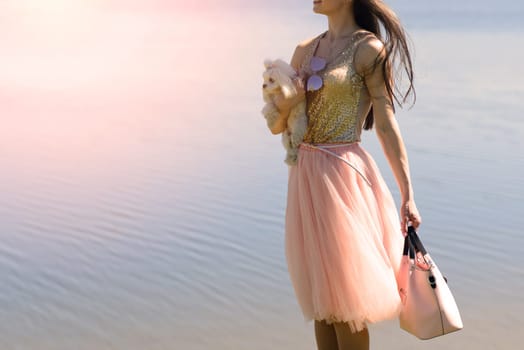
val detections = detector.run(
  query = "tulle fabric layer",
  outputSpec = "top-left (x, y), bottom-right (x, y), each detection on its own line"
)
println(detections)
top-left (285, 142), bottom-right (405, 333)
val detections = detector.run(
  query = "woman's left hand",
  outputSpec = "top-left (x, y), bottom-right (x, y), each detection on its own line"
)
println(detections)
top-left (400, 199), bottom-right (422, 235)
top-left (272, 75), bottom-right (306, 112)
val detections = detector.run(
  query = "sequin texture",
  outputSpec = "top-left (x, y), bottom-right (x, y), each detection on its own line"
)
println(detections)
top-left (300, 31), bottom-right (370, 144)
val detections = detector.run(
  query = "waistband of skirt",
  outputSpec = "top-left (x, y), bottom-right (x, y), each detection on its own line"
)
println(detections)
top-left (297, 141), bottom-right (371, 187)
top-left (299, 141), bottom-right (360, 149)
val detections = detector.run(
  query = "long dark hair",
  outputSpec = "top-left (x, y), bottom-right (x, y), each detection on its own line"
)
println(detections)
top-left (352, 0), bottom-right (415, 130)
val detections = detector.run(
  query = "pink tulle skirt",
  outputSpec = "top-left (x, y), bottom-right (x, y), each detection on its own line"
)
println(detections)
top-left (285, 141), bottom-right (405, 332)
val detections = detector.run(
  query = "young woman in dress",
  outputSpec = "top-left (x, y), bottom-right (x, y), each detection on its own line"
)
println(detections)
top-left (268, 1), bottom-right (422, 349)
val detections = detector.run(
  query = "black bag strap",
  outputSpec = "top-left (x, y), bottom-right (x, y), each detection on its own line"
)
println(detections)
top-left (402, 234), bottom-right (416, 259)
top-left (407, 225), bottom-right (427, 256)
top-left (402, 235), bottom-right (409, 256)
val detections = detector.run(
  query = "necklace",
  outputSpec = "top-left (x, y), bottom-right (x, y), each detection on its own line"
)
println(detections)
top-left (314, 28), bottom-right (363, 65)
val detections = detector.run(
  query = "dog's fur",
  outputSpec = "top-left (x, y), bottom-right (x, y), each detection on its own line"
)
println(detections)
top-left (261, 58), bottom-right (307, 166)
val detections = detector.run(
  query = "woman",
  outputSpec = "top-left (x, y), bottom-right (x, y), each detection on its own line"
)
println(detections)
top-left (268, 1), bottom-right (422, 349)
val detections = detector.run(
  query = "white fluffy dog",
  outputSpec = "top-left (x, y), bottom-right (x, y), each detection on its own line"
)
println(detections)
top-left (261, 58), bottom-right (307, 166)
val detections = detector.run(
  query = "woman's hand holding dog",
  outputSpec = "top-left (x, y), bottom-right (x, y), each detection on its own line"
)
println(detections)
top-left (272, 75), bottom-right (306, 114)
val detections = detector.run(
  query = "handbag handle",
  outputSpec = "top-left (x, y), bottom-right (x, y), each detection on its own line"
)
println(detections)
top-left (403, 225), bottom-right (433, 270)
top-left (407, 225), bottom-right (427, 256)
top-left (402, 233), bottom-right (415, 259)
top-left (406, 225), bottom-right (449, 283)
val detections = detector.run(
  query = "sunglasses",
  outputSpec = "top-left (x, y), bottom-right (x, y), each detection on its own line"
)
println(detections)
top-left (306, 56), bottom-right (327, 91)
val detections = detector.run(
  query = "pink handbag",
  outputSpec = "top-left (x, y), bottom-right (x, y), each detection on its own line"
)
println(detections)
top-left (397, 225), bottom-right (463, 339)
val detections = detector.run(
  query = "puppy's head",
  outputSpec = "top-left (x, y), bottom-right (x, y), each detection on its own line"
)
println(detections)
top-left (262, 59), bottom-right (298, 99)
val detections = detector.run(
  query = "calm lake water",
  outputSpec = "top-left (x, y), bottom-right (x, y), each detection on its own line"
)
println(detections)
top-left (1, 1), bottom-right (523, 349)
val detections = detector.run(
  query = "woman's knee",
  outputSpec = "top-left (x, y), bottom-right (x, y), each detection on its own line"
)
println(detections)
top-left (315, 319), bottom-right (335, 330)
top-left (332, 320), bottom-right (368, 333)
top-left (332, 322), bottom-right (369, 350)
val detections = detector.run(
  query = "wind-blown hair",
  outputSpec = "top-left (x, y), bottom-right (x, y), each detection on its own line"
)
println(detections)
top-left (352, 0), bottom-right (415, 130)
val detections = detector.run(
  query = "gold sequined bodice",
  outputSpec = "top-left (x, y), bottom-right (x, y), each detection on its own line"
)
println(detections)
top-left (301, 30), bottom-right (371, 144)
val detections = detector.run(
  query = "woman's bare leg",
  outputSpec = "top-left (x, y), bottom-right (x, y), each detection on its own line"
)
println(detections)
top-left (314, 319), bottom-right (339, 350)
top-left (333, 321), bottom-right (369, 350)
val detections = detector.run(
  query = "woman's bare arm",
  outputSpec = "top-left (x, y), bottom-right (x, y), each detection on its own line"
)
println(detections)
top-left (355, 36), bottom-right (422, 233)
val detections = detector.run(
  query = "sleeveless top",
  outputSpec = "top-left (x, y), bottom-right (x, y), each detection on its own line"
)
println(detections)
top-left (300, 29), bottom-right (374, 144)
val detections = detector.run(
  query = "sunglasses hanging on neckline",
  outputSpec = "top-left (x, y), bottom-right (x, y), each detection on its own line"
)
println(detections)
top-left (306, 55), bottom-right (327, 91)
